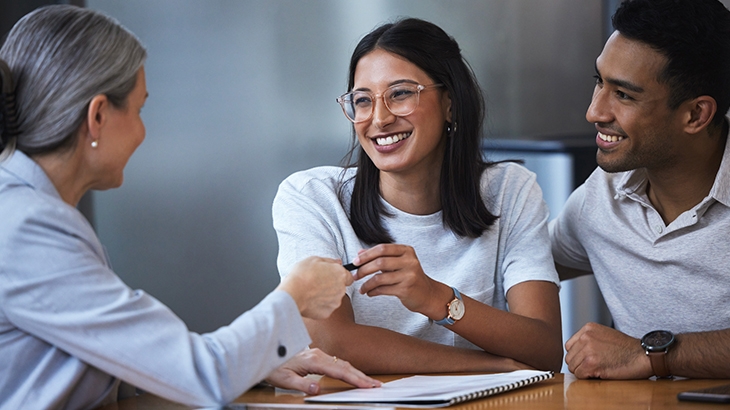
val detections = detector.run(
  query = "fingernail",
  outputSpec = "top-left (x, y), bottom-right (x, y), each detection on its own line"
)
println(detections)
top-left (353, 257), bottom-right (361, 265)
top-left (308, 383), bottom-right (320, 395)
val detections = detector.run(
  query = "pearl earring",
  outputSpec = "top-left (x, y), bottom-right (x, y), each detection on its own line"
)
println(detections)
top-left (91, 140), bottom-right (98, 148)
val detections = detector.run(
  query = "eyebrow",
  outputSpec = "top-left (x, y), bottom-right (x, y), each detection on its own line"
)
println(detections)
top-left (353, 79), bottom-right (419, 92)
top-left (595, 63), bottom-right (644, 93)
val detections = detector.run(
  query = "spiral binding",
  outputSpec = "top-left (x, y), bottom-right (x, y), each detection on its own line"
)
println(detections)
top-left (0, 59), bottom-right (21, 148)
top-left (448, 371), bottom-right (554, 405)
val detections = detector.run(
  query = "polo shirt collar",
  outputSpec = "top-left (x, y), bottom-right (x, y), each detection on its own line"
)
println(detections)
top-left (709, 130), bottom-right (730, 207)
top-left (614, 124), bottom-right (730, 208)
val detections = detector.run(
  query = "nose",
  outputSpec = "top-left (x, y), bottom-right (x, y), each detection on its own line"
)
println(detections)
top-left (585, 85), bottom-right (612, 125)
top-left (372, 96), bottom-right (395, 129)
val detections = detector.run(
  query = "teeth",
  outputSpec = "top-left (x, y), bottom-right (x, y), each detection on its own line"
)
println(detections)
top-left (598, 132), bottom-right (624, 142)
top-left (376, 132), bottom-right (411, 146)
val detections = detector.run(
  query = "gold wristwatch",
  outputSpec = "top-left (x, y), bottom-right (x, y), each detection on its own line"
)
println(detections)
top-left (434, 287), bottom-right (465, 326)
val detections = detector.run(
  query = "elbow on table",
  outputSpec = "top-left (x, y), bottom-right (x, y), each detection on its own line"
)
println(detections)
top-left (534, 337), bottom-right (564, 373)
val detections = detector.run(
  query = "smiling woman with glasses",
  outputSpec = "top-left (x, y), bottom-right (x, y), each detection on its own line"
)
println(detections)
top-left (337, 83), bottom-right (443, 123)
top-left (273, 18), bottom-right (563, 375)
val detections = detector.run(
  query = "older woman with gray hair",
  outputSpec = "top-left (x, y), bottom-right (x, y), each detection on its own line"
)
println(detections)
top-left (0, 5), bottom-right (378, 409)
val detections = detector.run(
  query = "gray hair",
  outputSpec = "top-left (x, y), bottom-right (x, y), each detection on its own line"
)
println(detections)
top-left (0, 5), bottom-right (146, 157)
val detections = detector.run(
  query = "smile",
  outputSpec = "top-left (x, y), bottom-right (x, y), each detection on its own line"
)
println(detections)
top-left (598, 132), bottom-right (625, 142)
top-left (375, 132), bottom-right (411, 146)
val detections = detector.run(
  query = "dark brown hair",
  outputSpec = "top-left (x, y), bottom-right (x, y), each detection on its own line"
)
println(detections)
top-left (339, 18), bottom-right (498, 245)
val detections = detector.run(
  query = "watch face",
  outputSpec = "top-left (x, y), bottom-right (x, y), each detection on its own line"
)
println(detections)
top-left (449, 299), bottom-right (465, 321)
top-left (642, 330), bottom-right (675, 351)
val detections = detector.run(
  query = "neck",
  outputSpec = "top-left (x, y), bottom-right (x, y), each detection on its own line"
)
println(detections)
top-left (379, 167), bottom-right (442, 215)
top-left (32, 147), bottom-right (91, 207)
top-left (646, 126), bottom-right (727, 224)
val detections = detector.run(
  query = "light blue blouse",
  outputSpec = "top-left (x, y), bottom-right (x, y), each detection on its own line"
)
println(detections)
top-left (0, 151), bottom-right (310, 409)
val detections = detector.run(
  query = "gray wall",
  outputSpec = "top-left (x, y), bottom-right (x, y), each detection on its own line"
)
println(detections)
top-left (86, 0), bottom-right (604, 333)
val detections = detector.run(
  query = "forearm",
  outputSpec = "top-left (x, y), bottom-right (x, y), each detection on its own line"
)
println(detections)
top-left (668, 329), bottom-right (730, 378)
top-left (443, 281), bottom-right (562, 372)
top-left (451, 297), bottom-right (563, 372)
top-left (304, 318), bottom-right (524, 374)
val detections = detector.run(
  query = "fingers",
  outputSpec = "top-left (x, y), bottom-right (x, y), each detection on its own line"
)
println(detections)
top-left (341, 265), bottom-right (354, 286)
top-left (564, 323), bottom-right (594, 377)
top-left (305, 349), bottom-right (381, 390)
top-left (270, 349), bottom-right (380, 395)
top-left (351, 244), bottom-right (412, 280)
top-left (265, 368), bottom-right (321, 395)
top-left (358, 266), bottom-right (400, 295)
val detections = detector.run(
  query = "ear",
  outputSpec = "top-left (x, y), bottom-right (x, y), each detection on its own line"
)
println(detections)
top-left (683, 95), bottom-right (717, 135)
top-left (86, 94), bottom-right (110, 142)
top-left (442, 91), bottom-right (452, 123)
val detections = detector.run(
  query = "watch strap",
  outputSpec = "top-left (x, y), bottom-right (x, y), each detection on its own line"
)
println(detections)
top-left (646, 351), bottom-right (672, 378)
top-left (434, 287), bottom-right (461, 326)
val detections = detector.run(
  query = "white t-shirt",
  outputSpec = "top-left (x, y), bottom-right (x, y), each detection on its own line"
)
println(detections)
top-left (273, 162), bottom-right (559, 350)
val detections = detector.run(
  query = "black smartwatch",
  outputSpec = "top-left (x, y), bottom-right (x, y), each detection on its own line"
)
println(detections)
top-left (641, 330), bottom-right (675, 379)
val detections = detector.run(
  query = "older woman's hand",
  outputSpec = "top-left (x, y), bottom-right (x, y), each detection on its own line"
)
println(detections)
top-left (265, 348), bottom-right (380, 395)
top-left (277, 256), bottom-right (353, 320)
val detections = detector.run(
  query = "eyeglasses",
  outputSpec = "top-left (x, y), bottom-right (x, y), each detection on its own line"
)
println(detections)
top-left (336, 83), bottom-right (443, 123)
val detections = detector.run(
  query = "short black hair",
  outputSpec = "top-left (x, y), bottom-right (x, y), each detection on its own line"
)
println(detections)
top-left (613, 0), bottom-right (730, 129)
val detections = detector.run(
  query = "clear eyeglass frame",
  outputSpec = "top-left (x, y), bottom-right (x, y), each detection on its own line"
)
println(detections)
top-left (336, 83), bottom-right (444, 123)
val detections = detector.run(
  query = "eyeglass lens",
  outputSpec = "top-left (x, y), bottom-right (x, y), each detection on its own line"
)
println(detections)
top-left (340, 84), bottom-right (422, 123)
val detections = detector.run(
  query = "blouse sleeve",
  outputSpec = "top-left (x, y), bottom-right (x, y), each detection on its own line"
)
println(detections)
top-left (0, 196), bottom-right (311, 407)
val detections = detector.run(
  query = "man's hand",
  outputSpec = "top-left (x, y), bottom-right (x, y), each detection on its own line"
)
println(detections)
top-left (265, 348), bottom-right (381, 395)
top-left (565, 322), bottom-right (653, 379)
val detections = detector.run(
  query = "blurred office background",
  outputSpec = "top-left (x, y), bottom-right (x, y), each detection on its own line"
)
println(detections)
top-left (10, 0), bottom-right (716, 371)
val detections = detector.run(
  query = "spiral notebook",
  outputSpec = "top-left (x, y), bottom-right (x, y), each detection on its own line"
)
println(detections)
top-left (305, 369), bottom-right (553, 408)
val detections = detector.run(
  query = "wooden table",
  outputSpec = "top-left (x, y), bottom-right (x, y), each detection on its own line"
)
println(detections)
top-left (98, 373), bottom-right (730, 409)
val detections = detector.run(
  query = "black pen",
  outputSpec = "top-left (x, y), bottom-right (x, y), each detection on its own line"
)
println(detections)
top-left (343, 262), bottom-right (359, 271)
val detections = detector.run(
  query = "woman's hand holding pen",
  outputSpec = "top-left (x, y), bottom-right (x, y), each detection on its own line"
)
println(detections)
top-left (350, 244), bottom-right (454, 320)
top-left (277, 256), bottom-right (353, 320)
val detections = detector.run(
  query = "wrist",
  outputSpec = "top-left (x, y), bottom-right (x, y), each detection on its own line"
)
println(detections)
top-left (426, 282), bottom-right (456, 320)
top-left (433, 286), bottom-right (466, 326)
top-left (276, 280), bottom-right (306, 315)
top-left (641, 330), bottom-right (676, 378)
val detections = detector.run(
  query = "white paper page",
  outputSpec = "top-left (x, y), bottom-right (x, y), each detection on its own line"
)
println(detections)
top-left (306, 370), bottom-right (551, 404)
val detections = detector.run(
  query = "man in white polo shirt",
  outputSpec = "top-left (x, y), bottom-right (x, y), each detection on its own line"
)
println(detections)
top-left (550, 0), bottom-right (730, 379)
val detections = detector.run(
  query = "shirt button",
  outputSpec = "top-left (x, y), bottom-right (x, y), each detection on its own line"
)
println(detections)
top-left (277, 345), bottom-right (286, 357)
top-left (655, 225), bottom-right (663, 234)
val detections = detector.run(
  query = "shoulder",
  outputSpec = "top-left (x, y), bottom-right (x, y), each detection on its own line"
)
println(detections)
top-left (480, 161), bottom-right (540, 207)
top-left (273, 166), bottom-right (355, 215)
top-left (0, 164), bottom-right (95, 241)
top-left (578, 166), bottom-right (632, 204)
top-left (551, 166), bottom-right (631, 233)
top-left (481, 161), bottom-right (537, 191)
top-left (278, 166), bottom-right (352, 194)
top-left (0, 180), bottom-right (100, 273)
